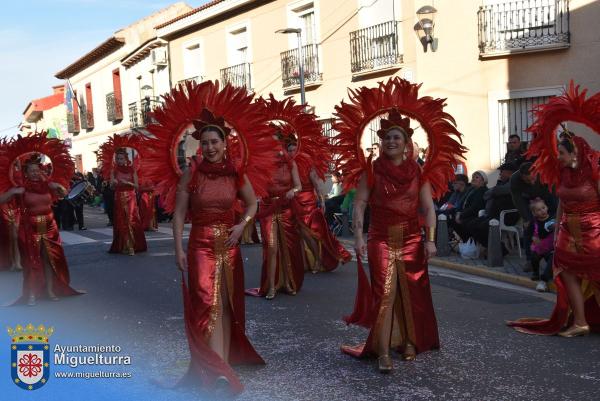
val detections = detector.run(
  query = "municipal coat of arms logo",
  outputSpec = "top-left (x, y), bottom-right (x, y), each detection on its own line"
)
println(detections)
top-left (7, 324), bottom-right (53, 390)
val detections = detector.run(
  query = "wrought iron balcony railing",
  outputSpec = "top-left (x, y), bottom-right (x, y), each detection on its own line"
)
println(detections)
top-left (478, 0), bottom-right (570, 56)
top-left (220, 63), bottom-right (252, 89)
top-left (129, 97), bottom-right (163, 128)
top-left (280, 44), bottom-right (322, 89)
top-left (177, 76), bottom-right (204, 86)
top-left (106, 92), bottom-right (123, 122)
top-left (350, 20), bottom-right (403, 74)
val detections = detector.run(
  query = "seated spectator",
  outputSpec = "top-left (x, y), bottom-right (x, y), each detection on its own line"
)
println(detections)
top-left (466, 162), bottom-right (518, 250)
top-left (529, 198), bottom-right (555, 292)
top-left (504, 134), bottom-right (525, 167)
top-left (327, 171), bottom-right (343, 199)
top-left (325, 172), bottom-right (345, 226)
top-left (437, 174), bottom-right (470, 220)
top-left (450, 171), bottom-right (488, 241)
top-left (510, 162), bottom-right (557, 270)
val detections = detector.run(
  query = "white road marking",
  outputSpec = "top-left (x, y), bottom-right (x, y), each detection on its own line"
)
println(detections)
top-left (59, 231), bottom-right (98, 245)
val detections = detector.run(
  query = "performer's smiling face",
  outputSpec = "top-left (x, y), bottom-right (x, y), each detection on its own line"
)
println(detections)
top-left (382, 128), bottom-right (407, 159)
top-left (25, 163), bottom-right (42, 181)
top-left (115, 153), bottom-right (128, 166)
top-left (200, 129), bottom-right (225, 163)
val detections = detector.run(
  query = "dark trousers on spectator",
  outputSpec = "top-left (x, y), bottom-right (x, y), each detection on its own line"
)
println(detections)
top-left (103, 188), bottom-right (114, 224)
top-left (449, 217), bottom-right (477, 242)
top-left (531, 251), bottom-right (553, 281)
top-left (74, 203), bottom-right (84, 229)
top-left (523, 220), bottom-right (534, 261)
top-left (466, 217), bottom-right (491, 246)
top-left (60, 200), bottom-right (75, 230)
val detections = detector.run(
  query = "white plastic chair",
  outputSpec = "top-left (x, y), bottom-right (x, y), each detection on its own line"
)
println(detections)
top-left (499, 209), bottom-right (522, 257)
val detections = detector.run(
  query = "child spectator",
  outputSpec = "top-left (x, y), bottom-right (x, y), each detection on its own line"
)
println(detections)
top-left (529, 198), bottom-right (555, 292)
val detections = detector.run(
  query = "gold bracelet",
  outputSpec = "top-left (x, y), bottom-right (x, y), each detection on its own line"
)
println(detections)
top-left (426, 226), bottom-right (436, 242)
top-left (242, 215), bottom-right (252, 225)
top-left (293, 187), bottom-right (300, 193)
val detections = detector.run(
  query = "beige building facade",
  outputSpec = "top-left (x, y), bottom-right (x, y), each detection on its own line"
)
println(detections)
top-left (157, 0), bottom-right (599, 180)
top-left (47, 0), bottom-right (600, 176)
top-left (55, 2), bottom-right (192, 173)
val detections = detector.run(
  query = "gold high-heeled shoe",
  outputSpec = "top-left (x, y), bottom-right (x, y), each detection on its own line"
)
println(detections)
top-left (558, 324), bottom-right (590, 338)
top-left (265, 288), bottom-right (276, 300)
top-left (378, 355), bottom-right (393, 373)
top-left (402, 343), bottom-right (417, 361)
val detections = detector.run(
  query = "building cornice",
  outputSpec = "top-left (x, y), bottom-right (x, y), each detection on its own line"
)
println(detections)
top-left (55, 37), bottom-right (126, 79)
top-left (120, 38), bottom-right (168, 68)
top-left (156, 0), bottom-right (263, 39)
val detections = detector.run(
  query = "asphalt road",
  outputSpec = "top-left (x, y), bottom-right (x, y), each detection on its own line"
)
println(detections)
top-left (1, 207), bottom-right (599, 401)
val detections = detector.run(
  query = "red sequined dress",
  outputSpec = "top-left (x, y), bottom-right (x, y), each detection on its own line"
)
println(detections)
top-left (508, 139), bottom-right (600, 334)
top-left (180, 161), bottom-right (264, 394)
top-left (109, 165), bottom-right (147, 254)
top-left (342, 157), bottom-right (440, 357)
top-left (247, 156), bottom-right (304, 296)
top-left (16, 181), bottom-right (82, 301)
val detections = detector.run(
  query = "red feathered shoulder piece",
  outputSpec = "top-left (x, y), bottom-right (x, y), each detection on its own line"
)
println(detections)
top-left (0, 132), bottom-right (74, 193)
top-left (142, 80), bottom-right (277, 213)
top-left (525, 81), bottom-right (600, 188)
top-left (258, 94), bottom-right (330, 180)
top-left (97, 132), bottom-right (148, 182)
top-left (332, 77), bottom-right (466, 199)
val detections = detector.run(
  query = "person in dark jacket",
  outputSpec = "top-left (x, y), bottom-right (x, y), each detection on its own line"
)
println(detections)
top-left (467, 162), bottom-right (518, 248)
top-left (450, 170), bottom-right (488, 241)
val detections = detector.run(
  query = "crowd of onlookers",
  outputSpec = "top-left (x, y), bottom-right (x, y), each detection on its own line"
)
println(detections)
top-left (324, 135), bottom-right (558, 292)
top-left (434, 134), bottom-right (557, 291)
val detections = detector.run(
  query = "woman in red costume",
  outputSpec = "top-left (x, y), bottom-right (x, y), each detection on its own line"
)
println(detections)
top-left (0, 140), bottom-right (21, 271)
top-left (0, 198), bottom-right (22, 271)
top-left (0, 134), bottom-right (83, 306)
top-left (287, 138), bottom-right (351, 273)
top-left (99, 136), bottom-right (147, 256)
top-left (508, 82), bottom-right (600, 337)
top-left (249, 127), bottom-right (304, 300)
top-left (143, 81), bottom-right (275, 395)
top-left (0, 144), bottom-right (21, 271)
top-left (138, 181), bottom-right (158, 232)
top-left (334, 78), bottom-right (465, 372)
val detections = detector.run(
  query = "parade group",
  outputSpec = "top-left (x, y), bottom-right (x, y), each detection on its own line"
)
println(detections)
top-left (0, 77), bottom-right (598, 396)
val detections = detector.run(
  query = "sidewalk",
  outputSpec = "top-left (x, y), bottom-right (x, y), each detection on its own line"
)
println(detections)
top-left (337, 237), bottom-right (549, 292)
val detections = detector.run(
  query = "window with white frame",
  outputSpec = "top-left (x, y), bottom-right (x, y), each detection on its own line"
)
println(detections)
top-left (227, 26), bottom-right (249, 66)
top-left (183, 42), bottom-right (203, 80)
top-left (488, 87), bottom-right (562, 167)
top-left (289, 1), bottom-right (317, 45)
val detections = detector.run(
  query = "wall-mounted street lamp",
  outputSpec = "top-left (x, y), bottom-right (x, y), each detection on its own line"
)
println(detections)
top-left (413, 5), bottom-right (438, 52)
top-left (275, 27), bottom-right (305, 105)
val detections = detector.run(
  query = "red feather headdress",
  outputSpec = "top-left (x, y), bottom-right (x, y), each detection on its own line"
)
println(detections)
top-left (525, 81), bottom-right (600, 187)
top-left (258, 94), bottom-right (330, 180)
top-left (0, 132), bottom-right (74, 193)
top-left (97, 132), bottom-right (148, 181)
top-left (332, 77), bottom-right (467, 199)
top-left (141, 80), bottom-right (278, 213)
